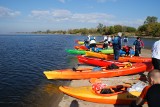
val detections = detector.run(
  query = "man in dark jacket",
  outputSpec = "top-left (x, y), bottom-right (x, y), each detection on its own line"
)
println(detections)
top-left (133, 37), bottom-right (141, 56)
top-left (112, 32), bottom-right (122, 60)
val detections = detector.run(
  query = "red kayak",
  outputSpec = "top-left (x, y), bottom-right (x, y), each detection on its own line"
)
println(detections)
top-left (77, 55), bottom-right (153, 71)
top-left (77, 55), bottom-right (124, 67)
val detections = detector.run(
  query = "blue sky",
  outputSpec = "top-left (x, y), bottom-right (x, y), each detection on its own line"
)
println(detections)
top-left (0, 0), bottom-right (160, 33)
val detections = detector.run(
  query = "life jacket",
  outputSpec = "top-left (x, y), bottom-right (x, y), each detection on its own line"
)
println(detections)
top-left (90, 36), bottom-right (95, 41)
top-left (123, 46), bottom-right (130, 53)
top-left (92, 83), bottom-right (107, 91)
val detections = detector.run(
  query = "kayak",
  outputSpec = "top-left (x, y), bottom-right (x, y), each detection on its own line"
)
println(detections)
top-left (66, 49), bottom-right (112, 55)
top-left (59, 85), bottom-right (142, 104)
top-left (100, 49), bottom-right (114, 54)
top-left (77, 55), bottom-right (124, 67)
top-left (86, 51), bottom-right (114, 60)
top-left (77, 55), bottom-right (153, 71)
top-left (78, 41), bottom-right (84, 45)
top-left (100, 49), bottom-right (126, 55)
top-left (74, 46), bottom-right (88, 50)
top-left (43, 63), bottom-right (152, 80)
top-left (66, 49), bottom-right (86, 55)
top-left (86, 51), bottom-right (152, 63)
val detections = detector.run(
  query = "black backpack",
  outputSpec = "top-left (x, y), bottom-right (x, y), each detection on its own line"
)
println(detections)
top-left (107, 64), bottom-right (119, 69)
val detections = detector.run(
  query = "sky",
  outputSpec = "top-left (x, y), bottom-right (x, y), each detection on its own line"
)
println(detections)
top-left (0, 0), bottom-right (160, 33)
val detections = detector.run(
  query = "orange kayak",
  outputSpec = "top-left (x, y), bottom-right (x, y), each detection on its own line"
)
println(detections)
top-left (74, 46), bottom-right (88, 50)
top-left (86, 51), bottom-right (152, 63)
top-left (59, 85), bottom-right (143, 104)
top-left (43, 63), bottom-right (152, 80)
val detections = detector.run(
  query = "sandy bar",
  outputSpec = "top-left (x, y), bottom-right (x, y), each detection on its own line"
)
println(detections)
top-left (58, 49), bottom-right (151, 107)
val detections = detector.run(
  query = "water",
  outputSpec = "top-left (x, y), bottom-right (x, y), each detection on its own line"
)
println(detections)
top-left (0, 34), bottom-right (158, 107)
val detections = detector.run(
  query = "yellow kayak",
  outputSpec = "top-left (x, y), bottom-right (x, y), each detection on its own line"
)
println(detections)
top-left (59, 85), bottom-right (143, 104)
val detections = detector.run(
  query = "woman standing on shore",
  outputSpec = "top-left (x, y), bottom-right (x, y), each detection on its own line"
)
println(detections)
top-left (139, 38), bottom-right (144, 55)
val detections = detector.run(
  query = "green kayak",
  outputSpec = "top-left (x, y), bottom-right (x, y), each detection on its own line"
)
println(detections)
top-left (66, 49), bottom-right (86, 55)
top-left (100, 49), bottom-right (113, 54)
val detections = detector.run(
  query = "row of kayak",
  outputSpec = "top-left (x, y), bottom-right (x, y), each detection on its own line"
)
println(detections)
top-left (43, 41), bottom-right (153, 105)
top-left (44, 55), bottom-right (152, 79)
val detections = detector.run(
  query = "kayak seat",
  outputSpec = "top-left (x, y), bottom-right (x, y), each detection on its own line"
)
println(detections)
top-left (106, 64), bottom-right (119, 70)
top-left (100, 88), bottom-right (113, 94)
top-left (100, 85), bottom-right (126, 94)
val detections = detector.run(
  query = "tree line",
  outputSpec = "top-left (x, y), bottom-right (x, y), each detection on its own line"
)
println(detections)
top-left (32, 16), bottom-right (160, 37)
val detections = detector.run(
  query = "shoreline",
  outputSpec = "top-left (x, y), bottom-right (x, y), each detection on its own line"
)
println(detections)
top-left (58, 48), bottom-right (151, 107)
top-left (4, 33), bottom-right (160, 39)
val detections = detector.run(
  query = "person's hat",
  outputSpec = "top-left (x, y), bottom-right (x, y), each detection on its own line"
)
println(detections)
top-left (118, 32), bottom-right (122, 36)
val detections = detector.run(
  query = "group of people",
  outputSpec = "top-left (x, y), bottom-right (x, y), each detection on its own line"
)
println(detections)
top-left (84, 34), bottom-right (160, 106)
top-left (111, 33), bottom-right (145, 60)
top-left (110, 33), bottom-right (160, 107)
top-left (84, 33), bottom-right (145, 60)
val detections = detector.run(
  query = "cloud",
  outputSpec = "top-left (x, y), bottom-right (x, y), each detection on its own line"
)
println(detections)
top-left (58, 0), bottom-right (65, 3)
top-left (29, 9), bottom-right (114, 23)
top-left (29, 10), bottom-right (50, 19)
top-left (103, 19), bottom-right (144, 28)
top-left (72, 13), bottom-right (114, 23)
top-left (29, 9), bottom-right (144, 28)
top-left (52, 9), bottom-right (72, 18)
top-left (0, 6), bottom-right (20, 17)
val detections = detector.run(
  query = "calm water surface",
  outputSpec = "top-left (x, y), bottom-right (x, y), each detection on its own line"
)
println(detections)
top-left (0, 34), bottom-right (158, 107)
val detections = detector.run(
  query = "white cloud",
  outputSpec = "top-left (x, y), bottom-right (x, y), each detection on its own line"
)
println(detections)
top-left (52, 9), bottom-right (72, 18)
top-left (0, 6), bottom-right (20, 17)
top-left (29, 9), bottom-right (114, 23)
top-left (72, 13), bottom-right (114, 23)
top-left (103, 19), bottom-right (144, 28)
top-left (29, 9), bottom-right (144, 28)
top-left (29, 10), bottom-right (50, 19)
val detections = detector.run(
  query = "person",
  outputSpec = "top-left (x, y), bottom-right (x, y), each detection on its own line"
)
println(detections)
top-left (132, 69), bottom-right (160, 107)
top-left (103, 35), bottom-right (108, 49)
top-left (112, 32), bottom-right (122, 60)
top-left (133, 37), bottom-right (141, 56)
top-left (123, 36), bottom-right (128, 46)
top-left (152, 40), bottom-right (160, 70)
top-left (103, 35), bottom-right (108, 41)
top-left (122, 45), bottom-right (131, 56)
top-left (139, 38), bottom-right (144, 55)
top-left (89, 36), bottom-right (96, 51)
top-left (108, 35), bottom-right (112, 46)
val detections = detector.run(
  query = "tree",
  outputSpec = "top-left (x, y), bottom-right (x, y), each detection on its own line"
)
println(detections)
top-left (114, 25), bottom-right (122, 33)
top-left (46, 29), bottom-right (51, 34)
top-left (126, 26), bottom-right (136, 32)
top-left (103, 26), bottom-right (109, 35)
top-left (108, 26), bottom-right (115, 34)
top-left (97, 23), bottom-right (104, 34)
top-left (147, 23), bottom-right (160, 37)
top-left (144, 16), bottom-right (158, 24)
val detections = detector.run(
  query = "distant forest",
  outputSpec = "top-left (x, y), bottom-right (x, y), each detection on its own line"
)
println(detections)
top-left (32, 16), bottom-right (160, 37)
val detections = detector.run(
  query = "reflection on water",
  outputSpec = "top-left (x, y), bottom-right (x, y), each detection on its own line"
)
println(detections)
top-left (23, 81), bottom-right (70, 107)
